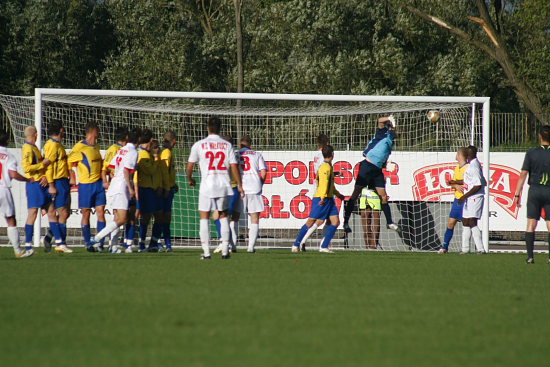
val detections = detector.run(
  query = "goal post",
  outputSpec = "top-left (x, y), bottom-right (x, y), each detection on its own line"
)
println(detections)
top-left (1, 88), bottom-right (490, 251)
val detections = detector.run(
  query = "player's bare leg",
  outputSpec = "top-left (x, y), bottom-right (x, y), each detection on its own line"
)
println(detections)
top-left (525, 218), bottom-right (538, 263)
top-left (343, 185), bottom-right (363, 233)
top-left (293, 217), bottom-right (322, 252)
top-left (247, 212), bottom-right (260, 253)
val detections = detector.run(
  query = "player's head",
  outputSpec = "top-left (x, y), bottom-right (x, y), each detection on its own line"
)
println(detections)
top-left (114, 126), bottom-right (128, 143)
top-left (150, 139), bottom-right (160, 154)
top-left (207, 116), bottom-right (222, 135)
top-left (456, 147), bottom-right (468, 164)
top-left (127, 128), bottom-right (140, 145)
top-left (85, 121), bottom-right (99, 144)
top-left (466, 145), bottom-right (478, 160)
top-left (163, 130), bottom-right (177, 148)
top-left (240, 136), bottom-right (252, 148)
top-left (322, 144), bottom-right (334, 161)
top-left (24, 125), bottom-right (38, 143)
top-left (0, 128), bottom-right (10, 147)
top-left (48, 119), bottom-right (64, 138)
top-left (538, 125), bottom-right (550, 144)
top-left (317, 134), bottom-right (329, 148)
top-left (139, 128), bottom-right (153, 146)
top-left (223, 135), bottom-right (234, 145)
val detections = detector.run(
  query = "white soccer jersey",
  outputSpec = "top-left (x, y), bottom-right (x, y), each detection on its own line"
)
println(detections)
top-left (108, 143), bottom-right (138, 196)
top-left (0, 146), bottom-right (18, 188)
top-left (189, 134), bottom-right (237, 198)
top-left (313, 149), bottom-right (324, 175)
top-left (238, 147), bottom-right (267, 195)
top-left (464, 158), bottom-right (486, 198)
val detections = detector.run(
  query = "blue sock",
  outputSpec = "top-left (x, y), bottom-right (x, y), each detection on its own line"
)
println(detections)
top-left (25, 224), bottom-right (34, 247)
top-left (49, 222), bottom-right (62, 244)
top-left (163, 223), bottom-right (172, 247)
top-left (381, 203), bottom-right (393, 225)
top-left (59, 223), bottom-right (67, 242)
top-left (125, 224), bottom-right (136, 242)
top-left (443, 228), bottom-right (454, 250)
top-left (82, 225), bottom-right (91, 245)
top-left (321, 225), bottom-right (337, 248)
top-left (97, 221), bottom-right (106, 245)
top-left (215, 219), bottom-right (221, 238)
top-left (294, 224), bottom-right (311, 247)
top-left (139, 224), bottom-right (148, 243)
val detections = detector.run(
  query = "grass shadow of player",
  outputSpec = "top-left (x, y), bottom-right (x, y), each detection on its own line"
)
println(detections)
top-left (396, 201), bottom-right (440, 251)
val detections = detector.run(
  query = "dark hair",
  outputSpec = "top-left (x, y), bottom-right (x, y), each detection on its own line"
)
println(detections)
top-left (127, 128), bottom-right (140, 145)
top-left (48, 120), bottom-right (63, 137)
top-left (223, 135), bottom-right (234, 145)
top-left (466, 145), bottom-right (478, 159)
top-left (85, 121), bottom-right (99, 134)
top-left (114, 126), bottom-right (128, 142)
top-left (240, 136), bottom-right (252, 147)
top-left (317, 134), bottom-right (329, 147)
top-left (0, 129), bottom-right (9, 147)
top-left (207, 116), bottom-right (222, 134)
top-left (151, 139), bottom-right (160, 151)
top-left (322, 144), bottom-right (334, 159)
top-left (139, 128), bottom-right (153, 144)
top-left (164, 130), bottom-right (176, 141)
top-left (539, 125), bottom-right (550, 143)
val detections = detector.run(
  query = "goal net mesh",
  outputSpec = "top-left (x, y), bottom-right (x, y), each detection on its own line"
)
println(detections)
top-left (0, 93), bottom-right (483, 252)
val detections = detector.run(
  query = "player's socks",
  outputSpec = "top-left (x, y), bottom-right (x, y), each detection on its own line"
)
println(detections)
top-left (149, 222), bottom-right (162, 248)
top-left (7, 226), bottom-right (20, 251)
top-left (548, 233), bottom-right (550, 260)
top-left (25, 224), bottom-right (33, 249)
top-left (248, 223), bottom-right (259, 251)
top-left (230, 220), bottom-right (239, 246)
top-left (442, 228), bottom-right (454, 250)
top-left (97, 221), bottom-right (106, 245)
top-left (59, 223), bottom-right (67, 242)
top-left (163, 223), bottom-right (172, 248)
top-left (219, 217), bottom-right (230, 256)
top-left (199, 219), bottom-right (211, 256)
top-left (214, 219), bottom-right (221, 239)
top-left (299, 223), bottom-right (318, 247)
top-left (49, 222), bottom-right (63, 245)
top-left (125, 224), bottom-right (136, 245)
top-left (461, 227), bottom-right (472, 253)
top-left (525, 232), bottom-right (535, 259)
top-left (94, 222), bottom-right (119, 242)
top-left (110, 226), bottom-right (121, 246)
top-left (293, 224), bottom-right (311, 247)
top-left (316, 225), bottom-right (327, 247)
top-left (343, 200), bottom-right (354, 224)
top-left (139, 224), bottom-right (148, 245)
top-left (82, 225), bottom-right (91, 246)
top-left (471, 226), bottom-right (484, 252)
top-left (320, 225), bottom-right (337, 248)
top-left (381, 203), bottom-right (394, 225)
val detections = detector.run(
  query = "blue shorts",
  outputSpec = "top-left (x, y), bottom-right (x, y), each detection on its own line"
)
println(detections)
top-left (162, 187), bottom-right (176, 212)
top-left (228, 187), bottom-right (240, 215)
top-left (310, 197), bottom-right (339, 220)
top-left (49, 178), bottom-right (70, 209)
top-left (26, 181), bottom-right (49, 209)
top-left (137, 187), bottom-right (158, 214)
top-left (449, 198), bottom-right (464, 221)
top-left (78, 181), bottom-right (106, 208)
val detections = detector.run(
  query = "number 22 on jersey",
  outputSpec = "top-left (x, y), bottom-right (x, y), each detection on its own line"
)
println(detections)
top-left (205, 151), bottom-right (226, 171)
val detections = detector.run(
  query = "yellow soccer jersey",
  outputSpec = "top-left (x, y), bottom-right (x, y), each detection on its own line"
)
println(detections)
top-left (453, 164), bottom-right (468, 199)
top-left (67, 140), bottom-right (103, 183)
top-left (160, 148), bottom-right (176, 190)
top-left (102, 143), bottom-right (123, 171)
top-left (314, 161), bottom-right (337, 198)
top-left (43, 138), bottom-right (69, 183)
top-left (151, 156), bottom-right (163, 190)
top-left (134, 147), bottom-right (157, 189)
top-left (22, 142), bottom-right (46, 180)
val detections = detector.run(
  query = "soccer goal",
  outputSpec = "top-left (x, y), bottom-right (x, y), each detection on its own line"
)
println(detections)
top-left (0, 89), bottom-right (490, 252)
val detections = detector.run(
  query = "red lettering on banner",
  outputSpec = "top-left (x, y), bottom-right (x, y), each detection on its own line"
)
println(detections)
top-left (270, 195), bottom-right (290, 218)
top-left (309, 161), bottom-right (316, 184)
top-left (334, 161), bottom-right (353, 185)
top-left (290, 189), bottom-right (312, 219)
top-left (284, 161), bottom-right (308, 185)
top-left (265, 161), bottom-right (284, 184)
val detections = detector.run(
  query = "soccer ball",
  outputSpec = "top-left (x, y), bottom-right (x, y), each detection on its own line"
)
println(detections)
top-left (427, 110), bottom-right (440, 123)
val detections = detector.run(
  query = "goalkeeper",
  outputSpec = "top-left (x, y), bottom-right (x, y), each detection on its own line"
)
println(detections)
top-left (343, 116), bottom-right (400, 233)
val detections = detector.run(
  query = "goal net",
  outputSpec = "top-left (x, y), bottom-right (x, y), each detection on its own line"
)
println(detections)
top-left (0, 90), bottom-right (490, 252)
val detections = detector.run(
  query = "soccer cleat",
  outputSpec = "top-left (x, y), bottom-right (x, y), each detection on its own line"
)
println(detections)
top-left (477, 251), bottom-right (487, 255)
top-left (526, 258), bottom-right (535, 264)
top-left (124, 246), bottom-right (133, 254)
top-left (91, 240), bottom-right (101, 249)
top-left (460, 251), bottom-right (469, 255)
top-left (319, 247), bottom-right (334, 254)
top-left (291, 245), bottom-right (300, 253)
top-left (343, 223), bottom-right (352, 233)
top-left (438, 249), bottom-right (448, 254)
top-left (138, 242), bottom-right (146, 252)
top-left (213, 244), bottom-right (223, 254)
top-left (231, 245), bottom-right (238, 253)
top-left (200, 255), bottom-right (211, 260)
top-left (14, 248), bottom-right (26, 258)
top-left (55, 245), bottom-right (73, 254)
top-left (221, 254), bottom-right (231, 259)
top-left (166, 246), bottom-right (173, 253)
top-left (300, 243), bottom-right (307, 252)
top-left (147, 246), bottom-right (159, 253)
top-left (86, 245), bottom-right (98, 253)
top-left (41, 236), bottom-right (52, 253)
top-left (247, 249), bottom-right (256, 253)
top-left (19, 248), bottom-right (35, 258)
top-left (387, 223), bottom-right (401, 233)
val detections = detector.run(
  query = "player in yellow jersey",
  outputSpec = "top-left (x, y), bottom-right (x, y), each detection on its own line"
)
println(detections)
top-left (22, 125), bottom-right (51, 256)
top-left (146, 139), bottom-right (165, 251)
top-left (292, 145), bottom-right (344, 253)
top-left (439, 147), bottom-right (468, 254)
top-left (67, 121), bottom-right (106, 252)
top-left (43, 120), bottom-right (72, 253)
top-left (158, 130), bottom-right (178, 252)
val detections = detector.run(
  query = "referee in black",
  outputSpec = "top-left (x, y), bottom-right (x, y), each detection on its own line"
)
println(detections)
top-left (514, 125), bottom-right (550, 264)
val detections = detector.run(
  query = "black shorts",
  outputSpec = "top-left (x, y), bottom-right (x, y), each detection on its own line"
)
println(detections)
top-left (526, 185), bottom-right (550, 220)
top-left (356, 160), bottom-right (385, 189)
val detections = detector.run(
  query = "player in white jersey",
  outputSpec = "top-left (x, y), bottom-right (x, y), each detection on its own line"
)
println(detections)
top-left (187, 116), bottom-right (243, 259)
top-left (91, 128), bottom-right (139, 252)
top-left (0, 129), bottom-right (34, 258)
top-left (237, 136), bottom-right (267, 252)
top-left (458, 145), bottom-right (487, 254)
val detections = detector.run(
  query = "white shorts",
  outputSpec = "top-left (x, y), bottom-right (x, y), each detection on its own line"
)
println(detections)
top-left (108, 192), bottom-right (130, 211)
top-left (0, 187), bottom-right (15, 217)
top-left (198, 194), bottom-right (230, 212)
top-left (463, 196), bottom-right (484, 219)
top-left (243, 194), bottom-right (265, 214)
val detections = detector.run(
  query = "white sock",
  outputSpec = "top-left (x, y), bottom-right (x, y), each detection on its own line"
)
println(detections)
top-left (94, 222), bottom-right (119, 242)
top-left (462, 227), bottom-right (472, 253)
top-left (471, 226), bottom-right (484, 252)
top-left (200, 219), bottom-right (210, 256)
top-left (318, 225), bottom-right (328, 247)
top-left (230, 220), bottom-right (239, 246)
top-left (219, 217), bottom-right (230, 256)
top-left (7, 226), bottom-right (20, 251)
top-left (299, 223), bottom-right (318, 246)
top-left (110, 226), bottom-right (121, 245)
top-left (248, 223), bottom-right (259, 251)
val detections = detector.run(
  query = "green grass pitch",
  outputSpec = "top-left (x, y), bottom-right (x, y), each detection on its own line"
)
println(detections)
top-left (1, 248), bottom-right (549, 367)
